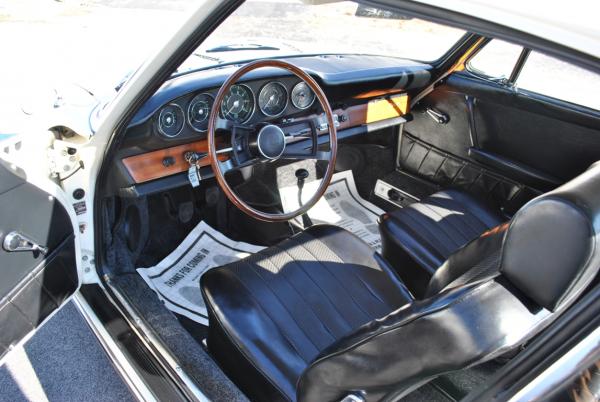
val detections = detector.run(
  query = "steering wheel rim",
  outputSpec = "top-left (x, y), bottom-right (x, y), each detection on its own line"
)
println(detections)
top-left (207, 59), bottom-right (337, 222)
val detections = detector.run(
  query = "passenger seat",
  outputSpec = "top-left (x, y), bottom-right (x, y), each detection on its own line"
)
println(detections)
top-left (379, 189), bottom-right (506, 297)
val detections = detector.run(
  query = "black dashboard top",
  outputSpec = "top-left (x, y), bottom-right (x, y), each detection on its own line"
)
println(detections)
top-left (128, 54), bottom-right (432, 131)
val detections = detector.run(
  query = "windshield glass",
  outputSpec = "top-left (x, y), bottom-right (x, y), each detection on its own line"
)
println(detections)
top-left (178, 0), bottom-right (465, 73)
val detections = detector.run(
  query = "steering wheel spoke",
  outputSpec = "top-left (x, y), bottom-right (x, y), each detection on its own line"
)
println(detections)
top-left (215, 116), bottom-right (234, 131)
top-left (281, 147), bottom-right (330, 161)
top-left (218, 156), bottom-right (260, 175)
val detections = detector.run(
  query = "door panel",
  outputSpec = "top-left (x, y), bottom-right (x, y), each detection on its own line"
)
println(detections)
top-left (402, 70), bottom-right (600, 210)
top-left (0, 160), bottom-right (78, 358)
top-left (398, 132), bottom-right (540, 214)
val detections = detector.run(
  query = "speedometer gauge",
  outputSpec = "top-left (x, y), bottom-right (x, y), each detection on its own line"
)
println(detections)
top-left (291, 82), bottom-right (316, 110)
top-left (258, 82), bottom-right (288, 117)
top-left (187, 93), bottom-right (213, 132)
top-left (221, 84), bottom-right (255, 124)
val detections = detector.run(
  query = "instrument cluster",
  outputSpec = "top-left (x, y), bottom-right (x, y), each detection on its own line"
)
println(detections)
top-left (155, 79), bottom-right (316, 139)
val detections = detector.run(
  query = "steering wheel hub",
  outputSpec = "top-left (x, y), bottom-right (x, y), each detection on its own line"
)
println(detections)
top-left (256, 124), bottom-right (286, 160)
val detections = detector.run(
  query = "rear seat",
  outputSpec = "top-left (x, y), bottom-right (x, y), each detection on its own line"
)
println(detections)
top-left (379, 189), bottom-right (506, 297)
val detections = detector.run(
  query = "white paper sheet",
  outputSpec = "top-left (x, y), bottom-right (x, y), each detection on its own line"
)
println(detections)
top-left (137, 221), bottom-right (265, 325)
top-left (279, 170), bottom-right (384, 251)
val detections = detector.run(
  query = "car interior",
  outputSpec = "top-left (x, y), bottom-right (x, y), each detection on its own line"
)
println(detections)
top-left (88, 7), bottom-right (600, 402)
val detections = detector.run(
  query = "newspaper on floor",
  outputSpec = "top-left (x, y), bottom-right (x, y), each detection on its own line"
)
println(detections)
top-left (137, 221), bottom-right (264, 325)
top-left (279, 170), bottom-right (384, 251)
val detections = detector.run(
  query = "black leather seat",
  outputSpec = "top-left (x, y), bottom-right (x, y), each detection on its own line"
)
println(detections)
top-left (201, 225), bottom-right (413, 402)
top-left (380, 189), bottom-right (505, 296)
top-left (201, 163), bottom-right (600, 402)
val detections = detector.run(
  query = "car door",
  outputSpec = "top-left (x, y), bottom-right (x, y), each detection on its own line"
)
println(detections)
top-left (0, 149), bottom-right (80, 361)
top-left (400, 39), bottom-right (600, 214)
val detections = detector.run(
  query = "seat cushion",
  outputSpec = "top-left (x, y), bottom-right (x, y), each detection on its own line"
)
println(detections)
top-left (201, 225), bottom-right (412, 402)
top-left (379, 189), bottom-right (505, 297)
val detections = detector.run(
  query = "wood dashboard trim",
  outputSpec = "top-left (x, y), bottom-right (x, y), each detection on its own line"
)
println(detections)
top-left (122, 139), bottom-right (226, 184)
top-left (329, 93), bottom-right (409, 131)
top-left (353, 88), bottom-right (405, 99)
top-left (122, 93), bottom-right (408, 185)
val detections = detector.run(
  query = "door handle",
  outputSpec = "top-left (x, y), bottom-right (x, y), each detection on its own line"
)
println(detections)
top-left (3, 231), bottom-right (48, 255)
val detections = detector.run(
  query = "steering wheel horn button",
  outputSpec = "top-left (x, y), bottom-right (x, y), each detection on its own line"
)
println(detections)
top-left (256, 124), bottom-right (286, 160)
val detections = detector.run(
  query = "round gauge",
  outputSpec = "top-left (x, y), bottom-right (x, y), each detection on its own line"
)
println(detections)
top-left (187, 93), bottom-right (214, 132)
top-left (258, 82), bottom-right (288, 117)
top-left (157, 104), bottom-right (185, 137)
top-left (291, 81), bottom-right (316, 110)
top-left (221, 84), bottom-right (255, 124)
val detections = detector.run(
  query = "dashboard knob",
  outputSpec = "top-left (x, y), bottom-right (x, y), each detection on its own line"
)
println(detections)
top-left (162, 156), bottom-right (175, 167)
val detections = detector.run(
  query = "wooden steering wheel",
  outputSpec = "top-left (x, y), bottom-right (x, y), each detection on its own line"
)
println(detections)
top-left (207, 59), bottom-right (338, 222)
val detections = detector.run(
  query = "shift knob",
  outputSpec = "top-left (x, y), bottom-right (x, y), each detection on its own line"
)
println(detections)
top-left (295, 168), bottom-right (310, 181)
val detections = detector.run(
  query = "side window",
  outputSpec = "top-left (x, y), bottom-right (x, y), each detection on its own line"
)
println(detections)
top-left (516, 51), bottom-right (600, 111)
top-left (467, 39), bottom-right (523, 80)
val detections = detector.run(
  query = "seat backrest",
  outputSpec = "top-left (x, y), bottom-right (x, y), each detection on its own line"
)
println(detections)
top-left (297, 162), bottom-right (600, 402)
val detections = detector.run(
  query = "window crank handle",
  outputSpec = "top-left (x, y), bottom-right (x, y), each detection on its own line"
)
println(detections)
top-left (3, 231), bottom-right (49, 255)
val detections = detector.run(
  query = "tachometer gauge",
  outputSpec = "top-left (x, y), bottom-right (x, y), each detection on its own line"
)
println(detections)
top-left (258, 82), bottom-right (288, 117)
top-left (221, 84), bottom-right (255, 124)
top-left (291, 81), bottom-right (316, 110)
top-left (157, 104), bottom-right (185, 137)
top-left (187, 93), bottom-right (214, 132)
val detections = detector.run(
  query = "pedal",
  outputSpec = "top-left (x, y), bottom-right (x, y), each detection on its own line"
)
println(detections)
top-left (178, 201), bottom-right (194, 223)
top-left (374, 179), bottom-right (418, 208)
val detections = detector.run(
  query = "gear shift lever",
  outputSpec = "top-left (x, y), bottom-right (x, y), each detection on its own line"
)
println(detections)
top-left (295, 169), bottom-right (313, 228)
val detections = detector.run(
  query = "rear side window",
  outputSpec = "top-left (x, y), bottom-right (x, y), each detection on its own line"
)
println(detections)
top-left (516, 51), bottom-right (600, 111)
top-left (467, 39), bottom-right (523, 80)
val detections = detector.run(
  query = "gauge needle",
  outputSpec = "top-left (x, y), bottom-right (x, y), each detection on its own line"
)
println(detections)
top-left (228, 100), bottom-right (239, 114)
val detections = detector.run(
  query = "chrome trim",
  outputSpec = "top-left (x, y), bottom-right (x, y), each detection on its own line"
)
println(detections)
top-left (102, 279), bottom-right (209, 402)
top-left (291, 81), bottom-right (316, 110)
top-left (509, 326), bottom-right (600, 401)
top-left (187, 93), bottom-right (214, 133)
top-left (258, 81), bottom-right (289, 117)
top-left (3, 231), bottom-right (48, 255)
top-left (73, 292), bottom-right (157, 402)
top-left (220, 83), bottom-right (255, 124)
top-left (157, 103), bottom-right (185, 138)
top-left (257, 124), bottom-right (286, 160)
top-left (340, 394), bottom-right (365, 402)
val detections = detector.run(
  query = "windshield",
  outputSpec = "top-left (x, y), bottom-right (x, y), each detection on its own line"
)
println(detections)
top-left (178, 0), bottom-right (465, 73)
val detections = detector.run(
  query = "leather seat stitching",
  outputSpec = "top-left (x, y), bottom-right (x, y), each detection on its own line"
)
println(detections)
top-left (258, 247), bottom-right (338, 344)
top-left (417, 202), bottom-right (474, 244)
top-left (428, 196), bottom-right (491, 237)
top-left (398, 208), bottom-right (457, 256)
top-left (280, 240), bottom-right (359, 329)
top-left (201, 284), bottom-right (294, 401)
top-left (430, 193), bottom-right (489, 231)
top-left (302, 233), bottom-right (393, 315)
top-left (288, 235), bottom-right (372, 322)
top-left (236, 259), bottom-right (311, 364)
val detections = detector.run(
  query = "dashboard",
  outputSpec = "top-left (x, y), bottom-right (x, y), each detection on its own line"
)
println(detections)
top-left (110, 55), bottom-right (433, 197)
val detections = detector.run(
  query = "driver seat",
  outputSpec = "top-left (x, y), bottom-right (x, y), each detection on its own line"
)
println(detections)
top-left (201, 163), bottom-right (600, 402)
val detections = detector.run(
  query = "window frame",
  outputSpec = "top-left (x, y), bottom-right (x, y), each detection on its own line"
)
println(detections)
top-left (465, 38), bottom-right (530, 86)
top-left (464, 40), bottom-right (600, 114)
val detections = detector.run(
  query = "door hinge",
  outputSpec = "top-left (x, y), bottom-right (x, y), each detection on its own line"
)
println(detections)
top-left (47, 140), bottom-right (82, 180)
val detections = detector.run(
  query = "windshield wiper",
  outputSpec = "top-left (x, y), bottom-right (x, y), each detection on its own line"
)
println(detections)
top-left (205, 43), bottom-right (280, 53)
